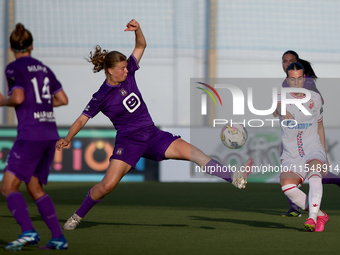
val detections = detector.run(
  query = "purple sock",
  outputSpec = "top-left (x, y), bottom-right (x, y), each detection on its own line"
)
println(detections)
top-left (287, 197), bottom-right (299, 212)
top-left (322, 172), bottom-right (340, 186)
top-left (75, 190), bottom-right (102, 218)
top-left (36, 194), bottom-right (62, 239)
top-left (205, 159), bottom-right (232, 183)
top-left (7, 192), bottom-right (34, 233)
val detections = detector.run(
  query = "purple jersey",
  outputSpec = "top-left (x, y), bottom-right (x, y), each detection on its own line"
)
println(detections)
top-left (83, 54), bottom-right (154, 134)
top-left (282, 75), bottom-right (321, 95)
top-left (5, 56), bottom-right (62, 140)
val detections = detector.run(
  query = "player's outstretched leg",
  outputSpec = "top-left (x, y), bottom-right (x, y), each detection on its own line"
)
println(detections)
top-left (205, 158), bottom-right (253, 189)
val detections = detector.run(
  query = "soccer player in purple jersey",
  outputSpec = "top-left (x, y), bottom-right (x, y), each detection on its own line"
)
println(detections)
top-left (275, 50), bottom-right (340, 218)
top-left (56, 19), bottom-right (253, 231)
top-left (0, 23), bottom-right (69, 251)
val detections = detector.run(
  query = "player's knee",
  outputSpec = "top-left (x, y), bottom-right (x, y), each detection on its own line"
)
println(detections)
top-left (0, 186), bottom-right (6, 197)
top-left (1, 186), bottom-right (17, 198)
top-left (26, 185), bottom-right (45, 200)
top-left (309, 171), bottom-right (322, 179)
top-left (280, 174), bottom-right (287, 186)
top-left (0, 181), bottom-right (18, 197)
top-left (280, 179), bottom-right (287, 187)
top-left (99, 181), bottom-right (117, 195)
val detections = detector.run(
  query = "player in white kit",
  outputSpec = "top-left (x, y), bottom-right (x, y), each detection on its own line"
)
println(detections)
top-left (277, 62), bottom-right (329, 232)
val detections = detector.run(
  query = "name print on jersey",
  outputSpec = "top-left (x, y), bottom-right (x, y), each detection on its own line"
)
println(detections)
top-left (284, 115), bottom-right (312, 130)
top-left (33, 111), bottom-right (56, 122)
top-left (27, 65), bottom-right (48, 73)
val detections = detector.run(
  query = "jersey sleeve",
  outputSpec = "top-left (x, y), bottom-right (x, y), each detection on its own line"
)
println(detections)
top-left (46, 67), bottom-right (63, 95)
top-left (127, 54), bottom-right (140, 75)
top-left (5, 65), bottom-right (25, 95)
top-left (82, 95), bottom-right (103, 119)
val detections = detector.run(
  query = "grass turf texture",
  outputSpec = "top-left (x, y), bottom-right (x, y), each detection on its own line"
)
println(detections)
top-left (0, 182), bottom-right (339, 255)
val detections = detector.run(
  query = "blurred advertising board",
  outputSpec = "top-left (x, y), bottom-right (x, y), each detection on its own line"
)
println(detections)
top-left (0, 127), bottom-right (158, 182)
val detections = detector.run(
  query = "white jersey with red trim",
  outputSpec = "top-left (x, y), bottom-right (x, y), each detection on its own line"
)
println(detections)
top-left (278, 90), bottom-right (324, 160)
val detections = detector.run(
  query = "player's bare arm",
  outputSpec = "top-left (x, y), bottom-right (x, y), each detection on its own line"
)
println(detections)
top-left (0, 88), bottom-right (24, 107)
top-left (125, 19), bottom-right (146, 64)
top-left (56, 114), bottom-right (89, 150)
top-left (53, 90), bottom-right (69, 107)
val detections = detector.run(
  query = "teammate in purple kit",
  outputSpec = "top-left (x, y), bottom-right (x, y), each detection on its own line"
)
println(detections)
top-left (281, 50), bottom-right (323, 103)
top-left (0, 23), bottom-right (69, 251)
top-left (275, 50), bottom-right (340, 218)
top-left (56, 19), bottom-right (253, 231)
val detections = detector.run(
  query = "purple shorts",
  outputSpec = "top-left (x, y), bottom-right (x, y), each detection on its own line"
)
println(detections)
top-left (110, 125), bottom-right (180, 168)
top-left (4, 139), bottom-right (57, 185)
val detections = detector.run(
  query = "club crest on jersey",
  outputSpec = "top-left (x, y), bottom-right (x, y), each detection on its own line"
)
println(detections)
top-left (9, 77), bottom-right (15, 85)
top-left (119, 89), bottom-right (127, 96)
top-left (116, 148), bottom-right (124, 155)
top-left (307, 99), bottom-right (314, 109)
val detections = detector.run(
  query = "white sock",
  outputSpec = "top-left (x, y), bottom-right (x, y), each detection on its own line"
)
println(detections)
top-left (281, 184), bottom-right (308, 210)
top-left (318, 211), bottom-right (325, 217)
top-left (308, 174), bottom-right (323, 222)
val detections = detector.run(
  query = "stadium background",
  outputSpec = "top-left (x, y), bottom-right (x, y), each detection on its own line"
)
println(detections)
top-left (0, 0), bottom-right (340, 182)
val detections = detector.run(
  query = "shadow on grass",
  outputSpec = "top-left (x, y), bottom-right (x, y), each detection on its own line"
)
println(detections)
top-left (190, 215), bottom-right (305, 231)
top-left (8, 183), bottom-right (340, 214)
top-left (61, 220), bottom-right (190, 230)
top-left (0, 214), bottom-right (215, 231)
top-left (3, 211), bottom-right (194, 229)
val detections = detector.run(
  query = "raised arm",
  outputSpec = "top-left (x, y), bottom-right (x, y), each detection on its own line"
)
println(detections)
top-left (124, 19), bottom-right (146, 64)
top-left (56, 114), bottom-right (89, 150)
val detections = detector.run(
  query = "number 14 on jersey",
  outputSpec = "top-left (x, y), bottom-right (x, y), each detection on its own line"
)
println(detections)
top-left (31, 77), bottom-right (51, 104)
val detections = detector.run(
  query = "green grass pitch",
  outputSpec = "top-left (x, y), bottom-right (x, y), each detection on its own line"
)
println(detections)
top-left (0, 182), bottom-right (339, 254)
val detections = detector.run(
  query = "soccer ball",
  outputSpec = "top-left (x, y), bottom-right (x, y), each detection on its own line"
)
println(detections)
top-left (220, 124), bottom-right (248, 149)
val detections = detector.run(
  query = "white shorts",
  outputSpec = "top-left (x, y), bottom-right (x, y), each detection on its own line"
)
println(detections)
top-left (281, 149), bottom-right (326, 183)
